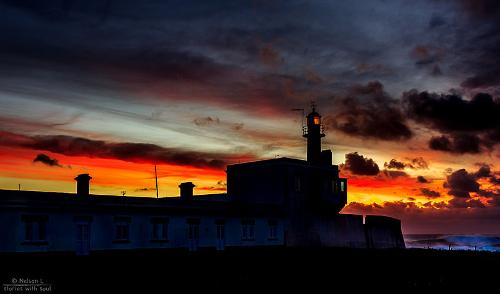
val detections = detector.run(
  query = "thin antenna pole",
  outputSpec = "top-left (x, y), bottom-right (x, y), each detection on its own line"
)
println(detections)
top-left (155, 164), bottom-right (159, 199)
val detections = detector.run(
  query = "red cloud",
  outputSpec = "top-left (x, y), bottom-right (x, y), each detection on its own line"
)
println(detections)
top-left (0, 131), bottom-right (255, 170)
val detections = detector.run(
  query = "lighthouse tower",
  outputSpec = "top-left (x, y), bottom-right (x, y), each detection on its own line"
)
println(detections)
top-left (303, 103), bottom-right (325, 165)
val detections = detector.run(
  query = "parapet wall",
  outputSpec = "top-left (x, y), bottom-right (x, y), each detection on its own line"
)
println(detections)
top-left (306, 214), bottom-right (405, 249)
top-left (364, 215), bottom-right (405, 249)
top-left (310, 214), bottom-right (367, 248)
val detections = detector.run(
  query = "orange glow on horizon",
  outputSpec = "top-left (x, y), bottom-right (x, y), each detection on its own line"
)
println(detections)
top-left (0, 143), bottom-right (492, 209)
top-left (0, 146), bottom-right (226, 197)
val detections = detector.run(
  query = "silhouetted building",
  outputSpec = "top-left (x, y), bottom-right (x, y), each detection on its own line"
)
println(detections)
top-left (0, 106), bottom-right (405, 254)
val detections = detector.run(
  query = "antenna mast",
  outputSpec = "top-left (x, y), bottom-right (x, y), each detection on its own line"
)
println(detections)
top-left (310, 100), bottom-right (316, 111)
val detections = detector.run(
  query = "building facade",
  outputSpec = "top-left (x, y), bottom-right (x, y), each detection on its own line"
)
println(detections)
top-left (0, 190), bottom-right (285, 254)
top-left (0, 106), bottom-right (405, 254)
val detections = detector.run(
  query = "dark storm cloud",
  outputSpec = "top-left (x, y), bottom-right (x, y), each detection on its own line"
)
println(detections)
top-left (461, 72), bottom-right (500, 89)
top-left (474, 164), bottom-right (492, 178)
top-left (0, 0), bottom-right (258, 21)
top-left (484, 128), bottom-right (500, 148)
top-left (404, 91), bottom-right (500, 133)
top-left (343, 152), bottom-right (380, 176)
top-left (442, 165), bottom-right (500, 200)
top-left (420, 188), bottom-right (440, 198)
top-left (384, 157), bottom-right (429, 170)
top-left (0, 0), bottom-right (497, 100)
top-left (327, 81), bottom-right (412, 141)
top-left (28, 136), bottom-right (228, 169)
top-left (429, 136), bottom-right (451, 152)
top-left (1, 131), bottom-right (253, 169)
top-left (491, 176), bottom-right (500, 185)
top-left (0, 0), bottom-right (315, 114)
top-left (0, 0), bottom-right (227, 78)
top-left (444, 169), bottom-right (480, 198)
top-left (477, 189), bottom-right (500, 198)
top-left (3, 0), bottom-right (466, 122)
top-left (2, 31), bottom-right (229, 84)
top-left (405, 90), bottom-right (500, 153)
top-left (428, 134), bottom-right (481, 154)
top-left (33, 153), bottom-right (63, 167)
top-left (454, 0), bottom-right (500, 90)
top-left (447, 197), bottom-right (485, 208)
top-left (384, 159), bottom-right (406, 170)
top-left (345, 199), bottom-right (489, 215)
top-left (1, 0), bottom-right (500, 162)
top-left (382, 170), bottom-right (409, 179)
top-left (474, 163), bottom-right (500, 185)
top-left (417, 176), bottom-right (430, 183)
top-left (459, 0), bottom-right (500, 17)
top-left (487, 194), bottom-right (500, 207)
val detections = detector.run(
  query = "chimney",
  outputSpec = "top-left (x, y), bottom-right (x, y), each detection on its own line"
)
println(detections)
top-left (179, 182), bottom-right (195, 201)
top-left (75, 174), bottom-right (92, 196)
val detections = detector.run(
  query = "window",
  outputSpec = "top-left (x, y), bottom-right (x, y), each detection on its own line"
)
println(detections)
top-left (313, 116), bottom-right (320, 125)
top-left (215, 220), bottom-right (226, 250)
top-left (22, 215), bottom-right (48, 243)
top-left (151, 217), bottom-right (169, 241)
top-left (74, 217), bottom-right (92, 256)
top-left (187, 218), bottom-right (200, 240)
top-left (241, 220), bottom-right (255, 240)
top-left (115, 223), bottom-right (129, 240)
top-left (76, 223), bottom-right (90, 242)
top-left (340, 181), bottom-right (346, 192)
top-left (294, 175), bottom-right (302, 192)
top-left (268, 220), bottom-right (278, 240)
top-left (113, 216), bottom-right (131, 242)
top-left (332, 179), bottom-right (337, 193)
top-left (215, 220), bottom-right (225, 241)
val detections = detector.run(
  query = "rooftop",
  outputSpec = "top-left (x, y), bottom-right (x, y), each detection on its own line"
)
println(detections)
top-left (0, 189), bottom-right (284, 217)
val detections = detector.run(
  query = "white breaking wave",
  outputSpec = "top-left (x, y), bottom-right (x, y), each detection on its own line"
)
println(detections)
top-left (404, 234), bottom-right (500, 252)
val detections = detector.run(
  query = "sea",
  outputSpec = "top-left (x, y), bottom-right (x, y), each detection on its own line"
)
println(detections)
top-left (404, 234), bottom-right (500, 252)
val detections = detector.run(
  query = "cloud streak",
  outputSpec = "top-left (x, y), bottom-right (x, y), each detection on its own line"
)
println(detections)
top-left (1, 131), bottom-right (254, 169)
top-left (33, 153), bottom-right (63, 168)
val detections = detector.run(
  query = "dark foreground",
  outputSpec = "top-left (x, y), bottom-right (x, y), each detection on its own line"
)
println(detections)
top-left (1, 247), bottom-right (499, 293)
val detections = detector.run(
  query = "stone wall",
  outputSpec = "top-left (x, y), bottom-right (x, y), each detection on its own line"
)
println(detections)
top-left (365, 215), bottom-right (405, 249)
top-left (304, 214), bottom-right (405, 249)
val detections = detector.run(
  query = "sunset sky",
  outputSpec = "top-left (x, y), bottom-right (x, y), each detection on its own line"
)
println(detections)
top-left (0, 0), bottom-right (499, 234)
